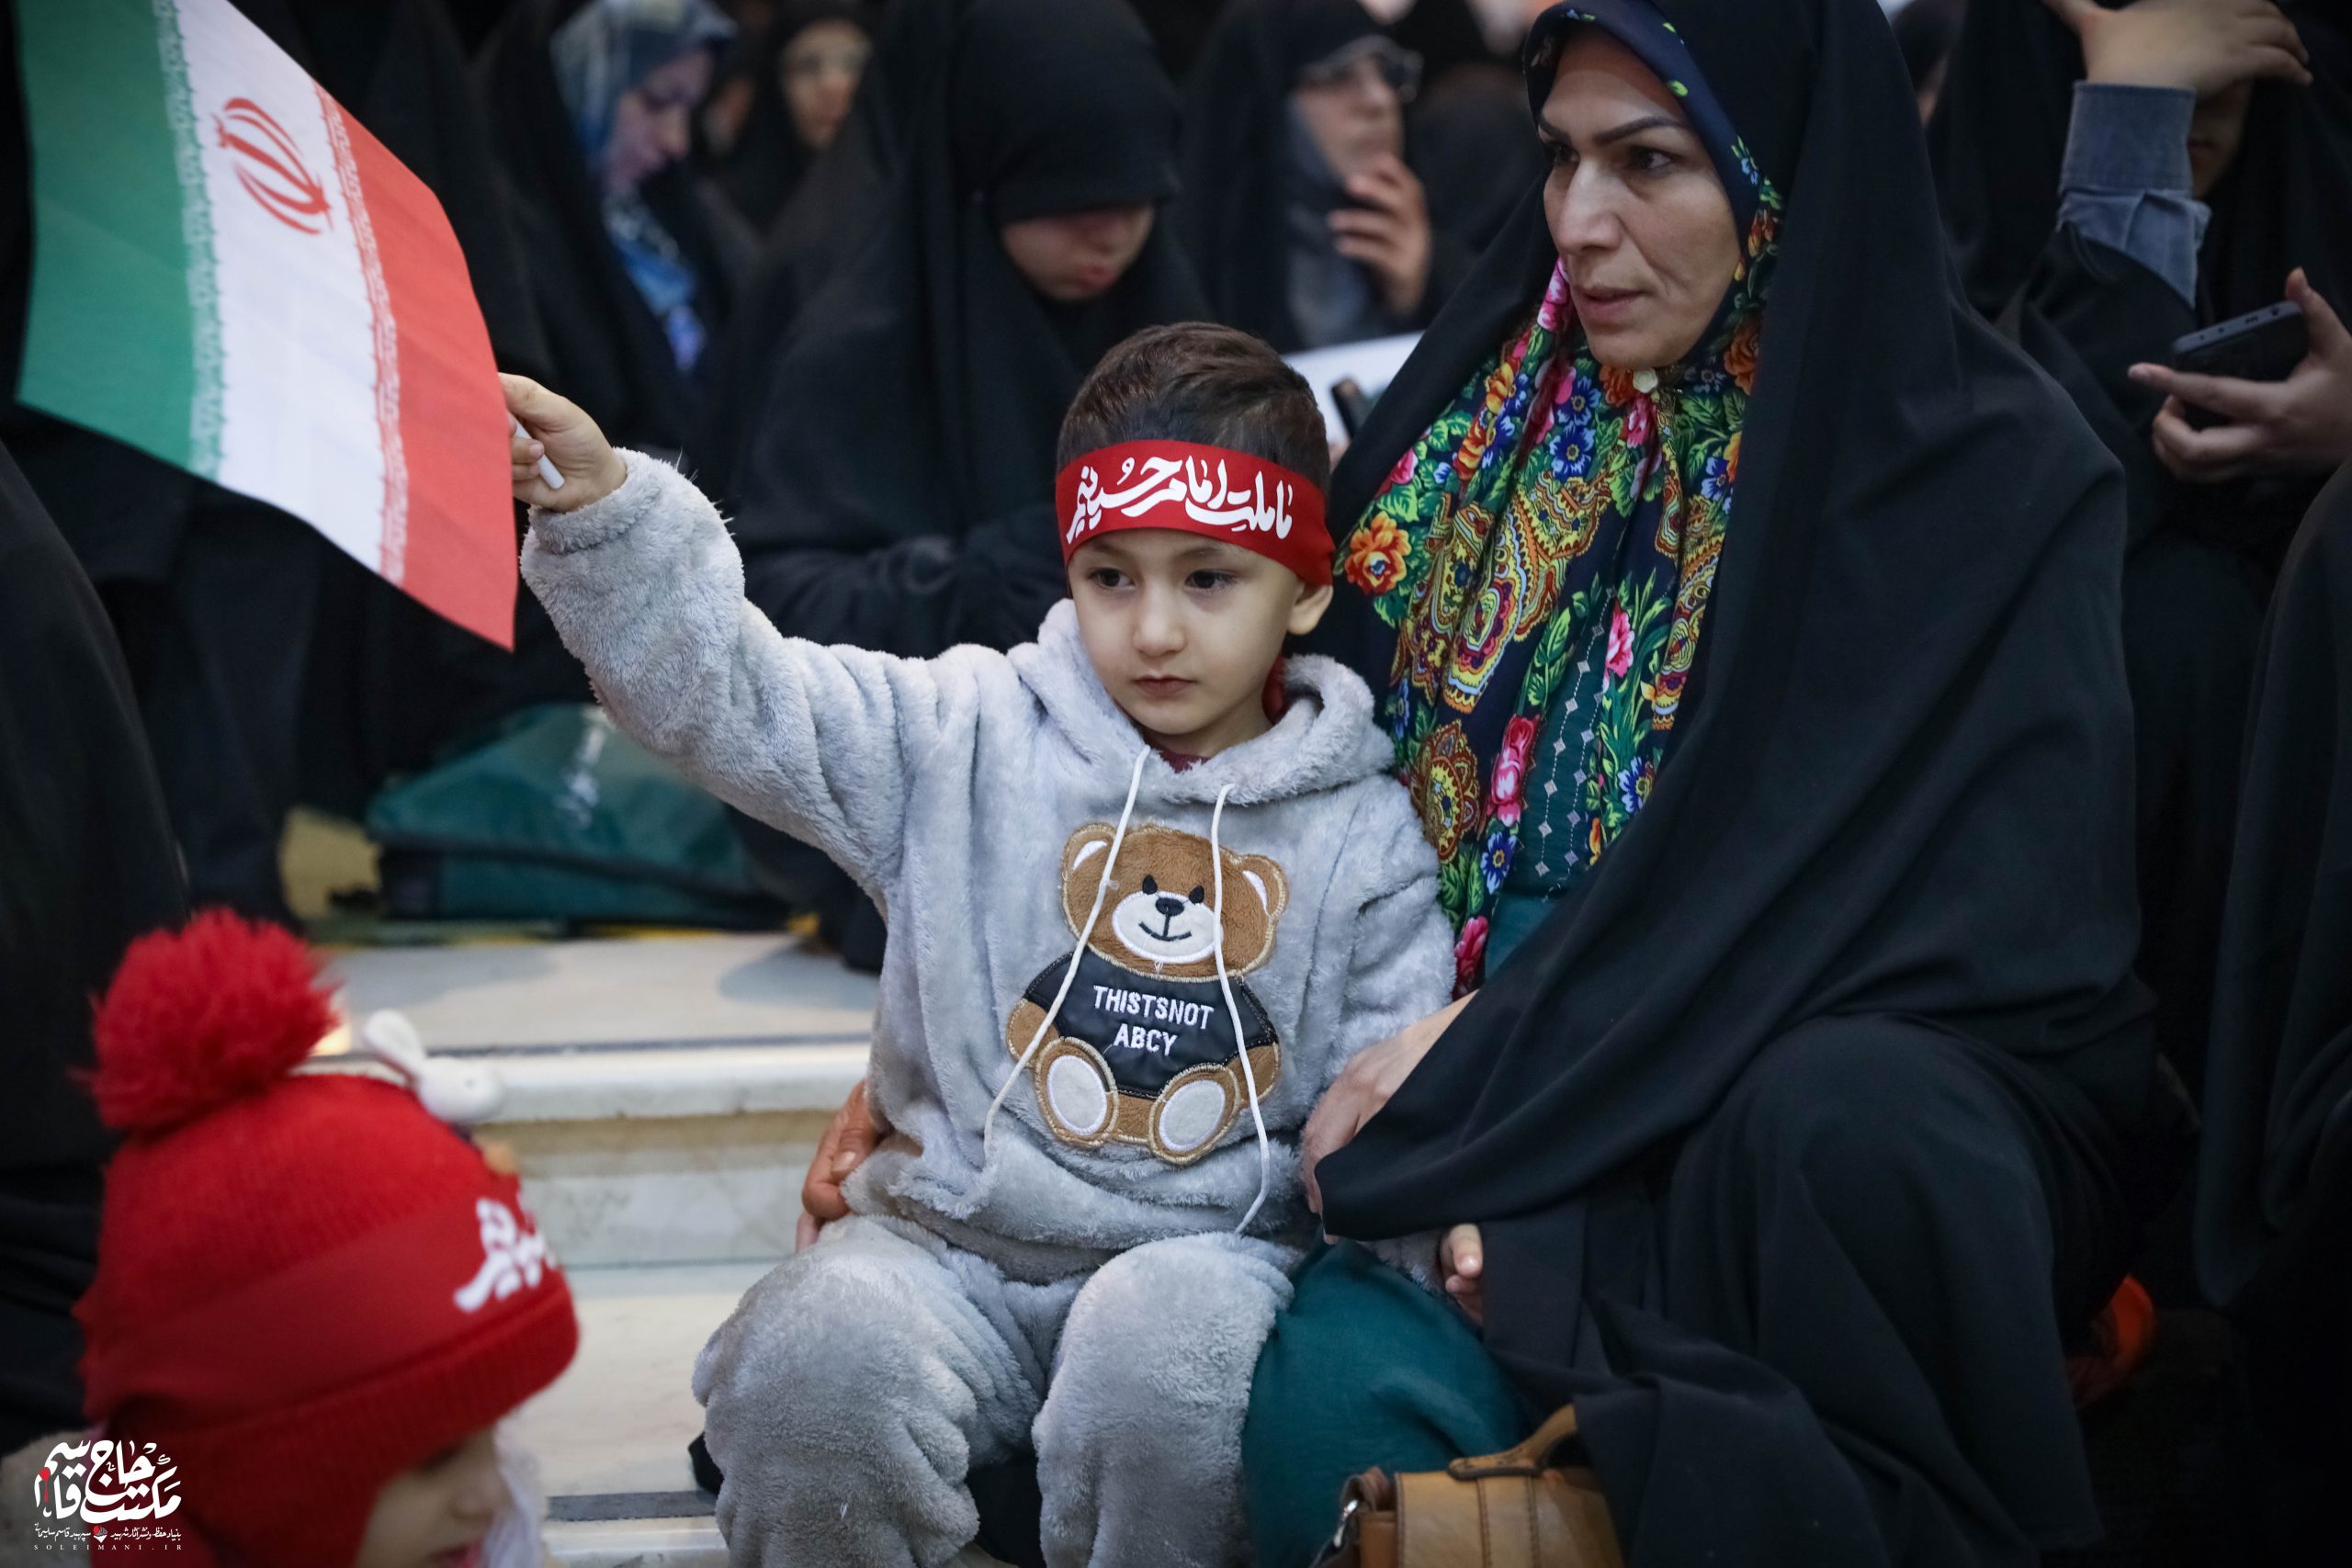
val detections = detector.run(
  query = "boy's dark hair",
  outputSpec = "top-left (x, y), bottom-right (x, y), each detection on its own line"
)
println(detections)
top-left (1057, 322), bottom-right (1332, 494)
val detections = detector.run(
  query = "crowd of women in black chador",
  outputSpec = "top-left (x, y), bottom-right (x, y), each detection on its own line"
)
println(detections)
top-left (9, 0), bottom-right (2352, 1561)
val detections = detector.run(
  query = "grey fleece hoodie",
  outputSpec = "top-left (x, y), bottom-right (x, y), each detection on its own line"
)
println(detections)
top-left (523, 454), bottom-right (1453, 1279)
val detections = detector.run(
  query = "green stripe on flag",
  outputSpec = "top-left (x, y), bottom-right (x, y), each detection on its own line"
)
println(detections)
top-left (17, 0), bottom-right (213, 473)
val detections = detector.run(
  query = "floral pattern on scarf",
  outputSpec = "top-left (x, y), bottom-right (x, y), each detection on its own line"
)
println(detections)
top-left (1343, 146), bottom-right (1780, 988)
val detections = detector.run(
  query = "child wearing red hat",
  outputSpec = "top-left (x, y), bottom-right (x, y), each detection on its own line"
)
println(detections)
top-left (0, 911), bottom-right (579, 1567)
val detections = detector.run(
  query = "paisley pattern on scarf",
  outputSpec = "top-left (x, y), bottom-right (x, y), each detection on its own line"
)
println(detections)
top-left (1342, 69), bottom-right (1779, 985)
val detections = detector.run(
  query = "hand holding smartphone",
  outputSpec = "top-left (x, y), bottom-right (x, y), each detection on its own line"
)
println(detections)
top-left (2168, 302), bottom-right (2307, 429)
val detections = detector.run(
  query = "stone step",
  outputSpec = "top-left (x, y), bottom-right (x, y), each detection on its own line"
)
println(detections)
top-left (324, 934), bottom-right (876, 1267)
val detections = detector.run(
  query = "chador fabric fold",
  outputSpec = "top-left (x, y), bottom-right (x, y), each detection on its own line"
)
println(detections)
top-left (1314, 0), bottom-right (2165, 1559)
top-left (2196, 461), bottom-right (2352, 1490)
top-left (0, 440), bottom-right (185, 1450)
top-left (724, 0), bottom-right (1205, 659)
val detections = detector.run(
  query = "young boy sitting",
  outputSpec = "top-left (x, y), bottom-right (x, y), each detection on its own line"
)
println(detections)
top-left (507, 322), bottom-right (1453, 1568)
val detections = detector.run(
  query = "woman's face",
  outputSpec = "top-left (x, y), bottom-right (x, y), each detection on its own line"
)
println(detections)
top-left (999, 206), bottom-right (1158, 302)
top-left (603, 49), bottom-right (715, 195)
top-left (1292, 51), bottom-right (1408, 184)
top-left (352, 1428), bottom-right (507, 1568)
top-left (1538, 30), bottom-right (1739, 371)
top-left (2188, 80), bottom-right (2253, 200)
top-left (781, 18), bottom-right (869, 152)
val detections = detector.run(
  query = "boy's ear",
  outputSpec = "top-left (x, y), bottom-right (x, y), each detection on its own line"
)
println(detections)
top-left (1287, 579), bottom-right (1335, 637)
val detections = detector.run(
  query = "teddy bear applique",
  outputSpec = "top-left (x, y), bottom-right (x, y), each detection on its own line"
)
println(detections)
top-left (1006, 823), bottom-right (1290, 1166)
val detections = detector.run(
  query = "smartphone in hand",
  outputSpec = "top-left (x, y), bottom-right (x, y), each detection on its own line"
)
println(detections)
top-left (2170, 302), bottom-right (2307, 429)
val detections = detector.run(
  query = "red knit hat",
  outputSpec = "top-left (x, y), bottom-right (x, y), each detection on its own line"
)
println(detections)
top-left (73, 911), bottom-right (578, 1567)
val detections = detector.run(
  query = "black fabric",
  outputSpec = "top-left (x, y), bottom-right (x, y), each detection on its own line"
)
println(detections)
top-left (702, 0), bottom-right (953, 502)
top-left (0, 440), bottom-right (185, 1449)
top-left (1178, 0), bottom-right (1475, 351)
top-left (1317, 0), bottom-right (2168, 1559)
top-left (1387, 0), bottom-right (1510, 85)
top-left (1412, 63), bottom-right (1551, 260)
top-left (478, 0), bottom-right (736, 463)
top-left (709, 1), bottom-right (873, 234)
top-left (1928, 3), bottom-right (2352, 1105)
top-left (725, 0), bottom-right (1203, 659)
top-left (2196, 460), bottom-right (2352, 1483)
top-left (1131, 0), bottom-right (1230, 77)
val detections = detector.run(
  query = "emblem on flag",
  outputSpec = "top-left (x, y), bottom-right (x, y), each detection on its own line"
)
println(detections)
top-left (214, 96), bottom-right (330, 235)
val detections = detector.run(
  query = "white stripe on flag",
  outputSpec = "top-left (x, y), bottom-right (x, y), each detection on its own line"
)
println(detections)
top-left (175, 0), bottom-right (388, 568)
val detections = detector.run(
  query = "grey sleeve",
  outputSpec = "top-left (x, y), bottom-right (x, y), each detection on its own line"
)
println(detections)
top-left (521, 452), bottom-right (950, 892)
top-left (2056, 82), bottom-right (2209, 307)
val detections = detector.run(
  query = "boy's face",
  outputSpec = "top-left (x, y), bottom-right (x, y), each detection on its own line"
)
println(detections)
top-left (1069, 531), bottom-right (1332, 759)
top-left (354, 1427), bottom-right (507, 1568)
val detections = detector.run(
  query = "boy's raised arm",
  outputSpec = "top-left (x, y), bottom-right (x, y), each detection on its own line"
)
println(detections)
top-left (508, 377), bottom-right (945, 893)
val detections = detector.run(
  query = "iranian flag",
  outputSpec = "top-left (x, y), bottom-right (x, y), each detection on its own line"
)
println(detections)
top-left (15, 0), bottom-right (515, 647)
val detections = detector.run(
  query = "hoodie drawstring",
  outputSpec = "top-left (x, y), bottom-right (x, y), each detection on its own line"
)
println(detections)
top-left (1209, 784), bottom-right (1273, 1235)
top-left (983, 747), bottom-right (1271, 1237)
top-left (984, 746), bottom-right (1151, 1160)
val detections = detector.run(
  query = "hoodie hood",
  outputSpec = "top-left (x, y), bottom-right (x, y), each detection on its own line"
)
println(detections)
top-left (1012, 599), bottom-right (1396, 807)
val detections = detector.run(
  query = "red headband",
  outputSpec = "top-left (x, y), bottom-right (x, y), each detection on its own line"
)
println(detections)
top-left (1057, 440), bottom-right (1331, 587)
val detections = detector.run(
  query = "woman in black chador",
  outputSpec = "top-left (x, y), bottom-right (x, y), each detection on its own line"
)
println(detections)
top-left (1926, 0), bottom-right (2352, 1106)
top-left (1179, 0), bottom-right (1476, 352)
top-left (480, 0), bottom-right (739, 465)
top-left (1238, 0), bottom-right (2175, 1561)
top-left (723, 0), bottom-right (1207, 658)
top-left (2196, 459), bottom-right (2352, 1562)
top-left (707, 1), bottom-right (874, 236)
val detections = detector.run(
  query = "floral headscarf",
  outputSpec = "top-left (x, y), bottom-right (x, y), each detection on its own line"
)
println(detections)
top-left (1338, 5), bottom-right (1781, 990)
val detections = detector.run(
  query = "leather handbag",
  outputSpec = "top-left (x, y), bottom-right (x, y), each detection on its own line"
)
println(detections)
top-left (1313, 1404), bottom-right (1623, 1568)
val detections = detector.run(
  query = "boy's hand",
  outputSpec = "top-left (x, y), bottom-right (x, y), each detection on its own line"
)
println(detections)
top-left (2130, 270), bottom-right (2352, 482)
top-left (504, 373), bottom-right (628, 513)
top-left (1440, 1224), bottom-right (1486, 1326)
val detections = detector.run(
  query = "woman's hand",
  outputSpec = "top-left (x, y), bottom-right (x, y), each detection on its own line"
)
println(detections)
top-left (1302, 993), bottom-right (1473, 1221)
top-left (1440, 1224), bottom-right (1486, 1326)
top-left (503, 373), bottom-right (629, 513)
top-left (2041, 0), bottom-right (2309, 96)
top-left (1330, 155), bottom-right (1435, 319)
top-left (795, 1077), bottom-right (890, 1250)
top-left (2129, 270), bottom-right (2352, 482)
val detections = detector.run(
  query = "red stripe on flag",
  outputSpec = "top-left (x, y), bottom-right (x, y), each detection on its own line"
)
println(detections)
top-left (332, 103), bottom-right (515, 649)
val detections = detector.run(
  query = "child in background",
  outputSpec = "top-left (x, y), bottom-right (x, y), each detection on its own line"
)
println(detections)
top-left (0, 911), bottom-right (578, 1568)
top-left (507, 321), bottom-right (1453, 1567)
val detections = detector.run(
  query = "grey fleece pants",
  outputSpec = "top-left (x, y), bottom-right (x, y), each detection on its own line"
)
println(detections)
top-left (693, 1215), bottom-right (1297, 1568)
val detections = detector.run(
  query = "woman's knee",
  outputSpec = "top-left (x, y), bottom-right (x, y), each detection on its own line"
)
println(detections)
top-left (1243, 1247), bottom-right (1522, 1563)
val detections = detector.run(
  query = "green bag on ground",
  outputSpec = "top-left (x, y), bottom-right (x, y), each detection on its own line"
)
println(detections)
top-left (366, 704), bottom-right (782, 927)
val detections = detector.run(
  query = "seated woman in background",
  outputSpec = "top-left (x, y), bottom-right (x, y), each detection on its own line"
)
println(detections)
top-left (709, 1), bottom-right (875, 235)
top-left (1182, 0), bottom-right (1476, 351)
top-left (480, 0), bottom-right (740, 465)
top-left (722, 0), bottom-right (1207, 659)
